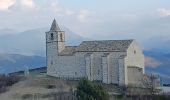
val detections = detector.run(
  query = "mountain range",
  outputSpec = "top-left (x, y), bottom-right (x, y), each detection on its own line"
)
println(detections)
top-left (0, 27), bottom-right (86, 56)
top-left (144, 51), bottom-right (170, 84)
top-left (0, 27), bottom-right (169, 83)
top-left (0, 54), bottom-right (45, 74)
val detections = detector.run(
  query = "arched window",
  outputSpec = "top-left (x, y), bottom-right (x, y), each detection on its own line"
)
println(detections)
top-left (60, 33), bottom-right (63, 41)
top-left (50, 33), bottom-right (54, 40)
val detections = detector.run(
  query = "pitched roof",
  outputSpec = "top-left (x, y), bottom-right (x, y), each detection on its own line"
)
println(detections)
top-left (59, 40), bottom-right (133, 56)
top-left (59, 46), bottom-right (77, 56)
top-left (50, 19), bottom-right (61, 31)
top-left (76, 40), bottom-right (133, 52)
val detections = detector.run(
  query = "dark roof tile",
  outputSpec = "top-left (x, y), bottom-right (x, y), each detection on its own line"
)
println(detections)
top-left (59, 40), bottom-right (133, 56)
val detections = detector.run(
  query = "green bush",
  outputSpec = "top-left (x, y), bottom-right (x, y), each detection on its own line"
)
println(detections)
top-left (21, 94), bottom-right (32, 99)
top-left (76, 78), bottom-right (109, 100)
top-left (46, 84), bottom-right (56, 89)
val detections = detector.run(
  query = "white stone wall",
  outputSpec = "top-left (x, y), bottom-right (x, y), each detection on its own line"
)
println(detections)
top-left (46, 41), bottom-right (58, 76)
top-left (90, 52), bottom-right (103, 81)
top-left (102, 56), bottom-right (109, 84)
top-left (124, 40), bottom-right (144, 85)
top-left (75, 52), bottom-right (105, 81)
top-left (127, 67), bottom-right (143, 86)
top-left (118, 58), bottom-right (125, 85)
top-left (47, 50), bottom-right (128, 85)
top-left (75, 52), bottom-right (88, 78)
top-left (109, 52), bottom-right (126, 85)
top-left (85, 53), bottom-right (94, 80)
top-left (46, 35), bottom-right (144, 86)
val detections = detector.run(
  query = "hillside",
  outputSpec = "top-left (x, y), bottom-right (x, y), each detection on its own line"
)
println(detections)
top-left (144, 51), bottom-right (170, 84)
top-left (0, 75), bottom-right (74, 100)
top-left (0, 75), bottom-right (119, 100)
top-left (0, 54), bottom-right (45, 74)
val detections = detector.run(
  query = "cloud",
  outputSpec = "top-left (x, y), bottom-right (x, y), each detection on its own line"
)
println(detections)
top-left (157, 8), bottom-right (170, 17)
top-left (9, 0), bottom-right (35, 11)
top-left (0, 0), bottom-right (35, 11)
top-left (0, 0), bottom-right (16, 11)
top-left (21, 0), bottom-right (35, 8)
top-left (77, 10), bottom-right (91, 22)
top-left (65, 9), bottom-right (75, 16)
top-left (0, 0), bottom-right (94, 31)
top-left (38, 1), bottom-right (61, 13)
top-left (145, 56), bottom-right (162, 68)
top-left (61, 9), bottom-right (92, 22)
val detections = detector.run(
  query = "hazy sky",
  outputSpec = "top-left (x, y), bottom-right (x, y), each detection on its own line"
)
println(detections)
top-left (0, 0), bottom-right (170, 48)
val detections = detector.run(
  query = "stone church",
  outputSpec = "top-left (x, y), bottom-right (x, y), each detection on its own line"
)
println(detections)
top-left (46, 19), bottom-right (144, 86)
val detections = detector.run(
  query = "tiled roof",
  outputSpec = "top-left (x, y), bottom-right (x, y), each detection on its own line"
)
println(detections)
top-left (76, 40), bottom-right (133, 52)
top-left (59, 40), bottom-right (133, 56)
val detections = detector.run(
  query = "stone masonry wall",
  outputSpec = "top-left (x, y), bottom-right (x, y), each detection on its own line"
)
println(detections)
top-left (124, 40), bottom-right (144, 85)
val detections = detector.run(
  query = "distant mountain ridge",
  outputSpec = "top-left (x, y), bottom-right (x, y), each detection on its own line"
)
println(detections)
top-left (0, 53), bottom-right (45, 74)
top-left (0, 27), bottom-right (87, 74)
top-left (0, 27), bottom-right (87, 56)
top-left (144, 51), bottom-right (170, 84)
top-left (0, 29), bottom-right (18, 35)
top-left (0, 28), bottom-right (169, 83)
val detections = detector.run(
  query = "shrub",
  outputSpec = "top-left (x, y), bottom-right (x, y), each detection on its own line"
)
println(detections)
top-left (0, 74), bottom-right (20, 94)
top-left (21, 94), bottom-right (32, 99)
top-left (46, 84), bottom-right (56, 89)
top-left (76, 78), bottom-right (109, 100)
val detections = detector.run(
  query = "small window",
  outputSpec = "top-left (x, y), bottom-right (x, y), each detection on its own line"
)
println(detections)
top-left (75, 72), bottom-right (77, 75)
top-left (51, 33), bottom-right (54, 40)
top-left (134, 50), bottom-right (136, 54)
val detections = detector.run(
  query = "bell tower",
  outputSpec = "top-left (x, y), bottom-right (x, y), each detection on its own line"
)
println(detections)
top-left (46, 19), bottom-right (65, 75)
top-left (46, 19), bottom-right (65, 53)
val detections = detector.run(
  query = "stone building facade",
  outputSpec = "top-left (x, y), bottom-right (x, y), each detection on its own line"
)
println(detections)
top-left (46, 19), bottom-right (145, 86)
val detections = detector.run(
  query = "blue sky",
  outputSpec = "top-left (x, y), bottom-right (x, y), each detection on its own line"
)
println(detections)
top-left (0, 0), bottom-right (170, 50)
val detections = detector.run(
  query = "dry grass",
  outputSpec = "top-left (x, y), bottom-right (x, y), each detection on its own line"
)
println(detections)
top-left (0, 75), bottom-right (77, 100)
top-left (0, 75), bottom-right (121, 100)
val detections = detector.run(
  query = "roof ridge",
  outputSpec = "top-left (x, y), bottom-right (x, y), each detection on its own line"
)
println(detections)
top-left (82, 39), bottom-right (134, 42)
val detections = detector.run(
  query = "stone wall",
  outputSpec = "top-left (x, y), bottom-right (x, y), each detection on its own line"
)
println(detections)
top-left (48, 51), bottom-right (128, 85)
top-left (127, 67), bottom-right (143, 86)
top-left (47, 39), bottom-right (144, 86)
top-left (125, 40), bottom-right (144, 85)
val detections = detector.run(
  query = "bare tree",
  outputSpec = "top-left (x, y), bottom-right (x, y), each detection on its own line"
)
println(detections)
top-left (142, 73), bottom-right (161, 98)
